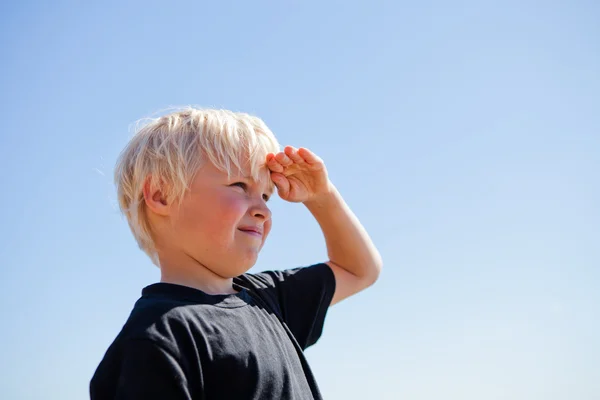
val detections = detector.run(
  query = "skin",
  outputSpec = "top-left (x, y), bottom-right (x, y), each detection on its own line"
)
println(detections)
top-left (144, 146), bottom-right (382, 305)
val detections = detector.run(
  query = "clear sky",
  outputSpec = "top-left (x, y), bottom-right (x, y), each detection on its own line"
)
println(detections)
top-left (1, 1), bottom-right (599, 399)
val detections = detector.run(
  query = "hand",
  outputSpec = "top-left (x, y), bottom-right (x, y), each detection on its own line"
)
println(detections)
top-left (266, 146), bottom-right (333, 203)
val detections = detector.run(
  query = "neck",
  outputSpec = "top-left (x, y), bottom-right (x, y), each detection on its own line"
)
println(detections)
top-left (157, 251), bottom-right (238, 295)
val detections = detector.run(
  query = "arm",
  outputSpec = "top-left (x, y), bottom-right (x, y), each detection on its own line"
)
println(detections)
top-left (267, 146), bottom-right (383, 307)
top-left (304, 185), bottom-right (382, 306)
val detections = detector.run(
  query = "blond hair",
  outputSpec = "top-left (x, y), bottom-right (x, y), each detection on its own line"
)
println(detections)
top-left (114, 107), bottom-right (280, 266)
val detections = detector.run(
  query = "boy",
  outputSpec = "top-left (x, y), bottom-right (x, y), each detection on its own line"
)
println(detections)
top-left (90, 108), bottom-right (382, 399)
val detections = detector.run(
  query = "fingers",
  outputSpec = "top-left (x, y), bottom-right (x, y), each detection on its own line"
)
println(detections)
top-left (297, 147), bottom-right (322, 165)
top-left (266, 151), bottom-right (293, 172)
top-left (285, 146), bottom-right (305, 164)
top-left (267, 146), bottom-right (321, 173)
top-left (266, 153), bottom-right (284, 173)
top-left (275, 152), bottom-right (293, 167)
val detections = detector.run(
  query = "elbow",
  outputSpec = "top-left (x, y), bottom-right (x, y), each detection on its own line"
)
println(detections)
top-left (365, 255), bottom-right (383, 287)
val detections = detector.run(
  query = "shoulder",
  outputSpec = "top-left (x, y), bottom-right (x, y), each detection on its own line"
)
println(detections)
top-left (112, 292), bottom-right (197, 350)
top-left (236, 262), bottom-right (333, 290)
top-left (94, 293), bottom-right (199, 376)
top-left (234, 263), bottom-right (333, 309)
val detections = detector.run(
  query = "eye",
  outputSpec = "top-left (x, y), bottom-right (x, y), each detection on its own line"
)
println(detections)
top-left (231, 182), bottom-right (247, 190)
top-left (262, 193), bottom-right (270, 202)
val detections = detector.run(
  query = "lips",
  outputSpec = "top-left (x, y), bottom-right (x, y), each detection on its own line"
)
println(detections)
top-left (238, 226), bottom-right (263, 238)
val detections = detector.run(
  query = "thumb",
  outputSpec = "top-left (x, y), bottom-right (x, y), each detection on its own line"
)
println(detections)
top-left (271, 173), bottom-right (290, 198)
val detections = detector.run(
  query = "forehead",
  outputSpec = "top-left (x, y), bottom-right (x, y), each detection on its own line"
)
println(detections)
top-left (196, 159), bottom-right (274, 192)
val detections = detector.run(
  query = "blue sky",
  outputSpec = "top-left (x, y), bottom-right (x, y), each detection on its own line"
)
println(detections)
top-left (1, 1), bottom-right (599, 399)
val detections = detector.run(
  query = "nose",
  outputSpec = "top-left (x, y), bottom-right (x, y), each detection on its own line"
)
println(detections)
top-left (250, 198), bottom-right (272, 221)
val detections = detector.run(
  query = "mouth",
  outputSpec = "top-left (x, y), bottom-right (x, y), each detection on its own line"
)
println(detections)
top-left (238, 227), bottom-right (263, 238)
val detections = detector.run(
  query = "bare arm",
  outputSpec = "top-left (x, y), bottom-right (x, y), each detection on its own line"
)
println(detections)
top-left (304, 185), bottom-right (382, 306)
top-left (267, 146), bottom-right (382, 306)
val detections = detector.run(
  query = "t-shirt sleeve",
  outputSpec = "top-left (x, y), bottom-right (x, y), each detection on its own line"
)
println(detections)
top-left (113, 339), bottom-right (193, 400)
top-left (245, 263), bottom-right (336, 350)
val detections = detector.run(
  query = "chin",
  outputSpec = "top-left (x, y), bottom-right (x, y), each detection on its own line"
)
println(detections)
top-left (225, 256), bottom-right (258, 277)
top-left (239, 259), bottom-right (258, 274)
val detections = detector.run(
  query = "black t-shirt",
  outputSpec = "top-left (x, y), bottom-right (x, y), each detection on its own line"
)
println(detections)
top-left (90, 263), bottom-right (336, 400)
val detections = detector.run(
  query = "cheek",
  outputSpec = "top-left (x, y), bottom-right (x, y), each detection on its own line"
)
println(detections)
top-left (263, 220), bottom-right (272, 241)
top-left (216, 195), bottom-right (248, 226)
top-left (180, 193), bottom-right (246, 237)
top-left (256, 220), bottom-right (272, 252)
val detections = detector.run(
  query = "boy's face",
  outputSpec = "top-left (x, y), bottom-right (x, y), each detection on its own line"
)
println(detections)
top-left (166, 160), bottom-right (274, 278)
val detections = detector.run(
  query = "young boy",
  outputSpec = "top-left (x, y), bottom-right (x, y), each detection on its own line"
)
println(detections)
top-left (90, 108), bottom-right (382, 399)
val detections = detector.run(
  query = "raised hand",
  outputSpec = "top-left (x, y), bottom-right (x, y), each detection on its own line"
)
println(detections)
top-left (266, 146), bottom-right (333, 203)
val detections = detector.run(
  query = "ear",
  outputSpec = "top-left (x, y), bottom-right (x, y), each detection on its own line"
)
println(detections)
top-left (142, 175), bottom-right (171, 216)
